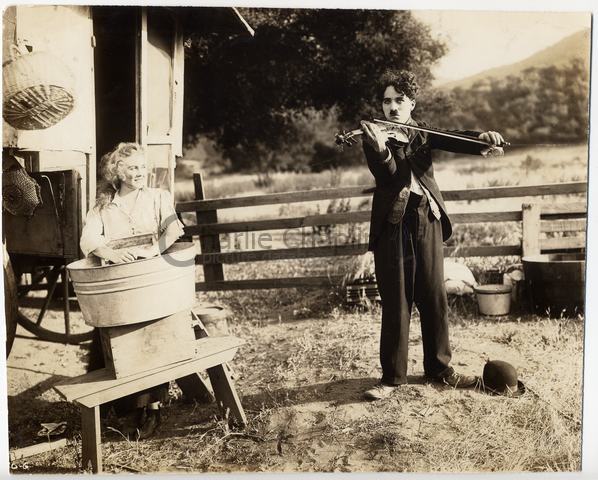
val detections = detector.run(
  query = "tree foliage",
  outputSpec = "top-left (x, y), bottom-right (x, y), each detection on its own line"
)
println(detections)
top-left (183, 9), bottom-right (446, 171)
top-left (184, 10), bottom-right (588, 172)
top-left (447, 58), bottom-right (589, 144)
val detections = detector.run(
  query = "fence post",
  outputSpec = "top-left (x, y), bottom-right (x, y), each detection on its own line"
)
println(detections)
top-left (194, 173), bottom-right (224, 284)
top-left (522, 203), bottom-right (541, 257)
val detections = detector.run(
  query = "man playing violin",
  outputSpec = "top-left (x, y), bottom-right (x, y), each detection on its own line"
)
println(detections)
top-left (361, 69), bottom-right (505, 400)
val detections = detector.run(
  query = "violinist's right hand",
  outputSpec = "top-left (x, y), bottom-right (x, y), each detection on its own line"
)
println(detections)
top-left (360, 120), bottom-right (389, 154)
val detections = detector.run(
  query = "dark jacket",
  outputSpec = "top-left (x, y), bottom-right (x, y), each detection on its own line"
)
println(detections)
top-left (364, 120), bottom-right (484, 250)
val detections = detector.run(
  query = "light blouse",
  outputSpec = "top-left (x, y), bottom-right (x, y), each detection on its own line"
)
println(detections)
top-left (80, 187), bottom-right (185, 258)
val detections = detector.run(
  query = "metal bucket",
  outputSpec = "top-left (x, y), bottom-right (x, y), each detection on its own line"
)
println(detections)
top-left (522, 253), bottom-right (585, 316)
top-left (194, 303), bottom-right (230, 336)
top-left (67, 242), bottom-right (196, 327)
top-left (474, 284), bottom-right (512, 316)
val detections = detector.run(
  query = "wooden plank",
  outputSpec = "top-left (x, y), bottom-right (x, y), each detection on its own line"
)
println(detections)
top-left (9, 439), bottom-right (68, 461)
top-left (541, 219), bottom-right (587, 233)
top-left (442, 182), bottom-right (586, 201)
top-left (443, 245), bottom-right (521, 257)
top-left (175, 311), bottom-right (216, 404)
top-left (522, 203), bottom-right (541, 257)
top-left (80, 406), bottom-right (102, 473)
top-left (208, 363), bottom-right (247, 427)
top-left (176, 182), bottom-right (587, 213)
top-left (194, 173), bottom-right (224, 283)
top-left (196, 244), bottom-right (370, 264)
top-left (137, 8), bottom-right (148, 145)
top-left (176, 185), bottom-right (375, 213)
top-left (54, 336), bottom-right (243, 403)
top-left (99, 310), bottom-right (197, 379)
top-left (451, 211), bottom-right (522, 223)
top-left (74, 345), bottom-right (240, 409)
top-left (540, 236), bottom-right (586, 251)
top-left (194, 246), bottom-right (522, 291)
top-left (62, 265), bottom-right (70, 338)
top-left (172, 19), bottom-right (185, 157)
top-left (184, 211), bottom-right (371, 235)
top-left (185, 210), bottom-right (523, 236)
top-left (55, 336), bottom-right (241, 402)
top-left (541, 202), bottom-right (587, 216)
top-left (196, 243), bottom-right (522, 265)
top-left (195, 276), bottom-right (346, 291)
top-left (106, 234), bottom-right (154, 249)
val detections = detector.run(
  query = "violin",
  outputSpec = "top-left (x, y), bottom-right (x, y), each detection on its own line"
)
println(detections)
top-left (335, 118), bottom-right (509, 157)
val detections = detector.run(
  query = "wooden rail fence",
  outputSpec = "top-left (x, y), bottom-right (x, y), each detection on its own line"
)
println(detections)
top-left (176, 176), bottom-right (587, 292)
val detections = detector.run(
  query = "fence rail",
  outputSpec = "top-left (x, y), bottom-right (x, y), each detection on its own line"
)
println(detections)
top-left (178, 177), bottom-right (587, 292)
top-left (176, 181), bottom-right (587, 212)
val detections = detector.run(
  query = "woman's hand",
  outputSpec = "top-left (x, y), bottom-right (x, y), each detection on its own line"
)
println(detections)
top-left (361, 121), bottom-right (389, 154)
top-left (105, 248), bottom-right (137, 264)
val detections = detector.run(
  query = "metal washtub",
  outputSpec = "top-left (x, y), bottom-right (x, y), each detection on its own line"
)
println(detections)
top-left (67, 242), bottom-right (196, 327)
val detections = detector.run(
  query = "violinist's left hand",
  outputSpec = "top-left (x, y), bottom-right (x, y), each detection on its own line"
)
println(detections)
top-left (478, 131), bottom-right (505, 146)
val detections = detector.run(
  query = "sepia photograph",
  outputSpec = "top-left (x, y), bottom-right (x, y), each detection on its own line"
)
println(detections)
top-left (1, 2), bottom-right (594, 476)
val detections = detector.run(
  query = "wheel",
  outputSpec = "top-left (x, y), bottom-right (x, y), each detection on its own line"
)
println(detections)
top-left (4, 257), bottom-right (18, 357)
top-left (15, 261), bottom-right (94, 345)
top-left (16, 312), bottom-right (93, 344)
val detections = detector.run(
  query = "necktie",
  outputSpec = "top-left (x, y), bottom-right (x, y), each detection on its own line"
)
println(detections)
top-left (387, 145), bottom-right (412, 224)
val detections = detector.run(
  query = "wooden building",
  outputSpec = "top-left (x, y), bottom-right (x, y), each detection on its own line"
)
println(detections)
top-left (2, 4), bottom-right (252, 349)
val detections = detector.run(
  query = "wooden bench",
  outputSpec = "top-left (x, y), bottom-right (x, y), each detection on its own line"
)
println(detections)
top-left (53, 335), bottom-right (246, 473)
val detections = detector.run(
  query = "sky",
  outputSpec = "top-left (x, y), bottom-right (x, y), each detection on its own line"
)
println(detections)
top-left (412, 10), bottom-right (591, 85)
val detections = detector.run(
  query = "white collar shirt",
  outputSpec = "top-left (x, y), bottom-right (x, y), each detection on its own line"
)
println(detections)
top-left (80, 187), bottom-right (184, 257)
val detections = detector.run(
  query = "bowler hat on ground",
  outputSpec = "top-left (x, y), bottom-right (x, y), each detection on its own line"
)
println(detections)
top-left (481, 360), bottom-right (526, 397)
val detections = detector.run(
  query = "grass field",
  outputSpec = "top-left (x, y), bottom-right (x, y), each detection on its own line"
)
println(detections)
top-left (6, 143), bottom-right (587, 474)
top-left (175, 143), bottom-right (587, 202)
top-left (8, 310), bottom-right (583, 473)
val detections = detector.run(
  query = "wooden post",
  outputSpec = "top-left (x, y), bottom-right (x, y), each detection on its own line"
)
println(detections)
top-left (62, 263), bottom-right (70, 338)
top-left (208, 363), bottom-right (247, 427)
top-left (175, 311), bottom-right (215, 404)
top-left (80, 405), bottom-right (102, 473)
top-left (522, 203), bottom-right (541, 257)
top-left (175, 374), bottom-right (215, 404)
top-left (194, 173), bottom-right (224, 284)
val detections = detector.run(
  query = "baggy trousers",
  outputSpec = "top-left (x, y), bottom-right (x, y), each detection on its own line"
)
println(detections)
top-left (373, 192), bottom-right (453, 385)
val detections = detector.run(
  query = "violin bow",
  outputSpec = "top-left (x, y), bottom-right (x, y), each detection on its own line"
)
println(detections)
top-left (373, 119), bottom-right (510, 147)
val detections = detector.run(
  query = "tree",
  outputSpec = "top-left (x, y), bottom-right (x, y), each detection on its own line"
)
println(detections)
top-left (447, 58), bottom-right (589, 145)
top-left (183, 8), bottom-right (446, 171)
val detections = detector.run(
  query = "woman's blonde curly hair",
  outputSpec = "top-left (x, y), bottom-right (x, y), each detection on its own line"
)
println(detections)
top-left (95, 142), bottom-right (145, 209)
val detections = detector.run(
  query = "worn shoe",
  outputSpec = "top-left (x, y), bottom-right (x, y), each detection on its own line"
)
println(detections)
top-left (364, 383), bottom-right (399, 401)
top-left (436, 371), bottom-right (477, 389)
top-left (138, 408), bottom-right (161, 440)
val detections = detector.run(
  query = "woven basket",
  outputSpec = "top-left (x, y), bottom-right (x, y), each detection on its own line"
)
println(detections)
top-left (3, 46), bottom-right (75, 130)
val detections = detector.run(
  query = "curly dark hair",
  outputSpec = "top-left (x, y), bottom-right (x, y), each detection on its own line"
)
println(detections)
top-left (377, 69), bottom-right (419, 101)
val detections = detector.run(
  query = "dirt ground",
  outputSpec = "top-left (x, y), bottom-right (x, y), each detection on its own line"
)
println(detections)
top-left (5, 299), bottom-right (583, 474)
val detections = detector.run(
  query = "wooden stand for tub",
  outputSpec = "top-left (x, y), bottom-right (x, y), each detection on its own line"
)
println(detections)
top-left (53, 335), bottom-right (246, 473)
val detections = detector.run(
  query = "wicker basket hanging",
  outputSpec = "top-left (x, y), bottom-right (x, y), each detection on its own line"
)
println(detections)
top-left (2, 45), bottom-right (75, 130)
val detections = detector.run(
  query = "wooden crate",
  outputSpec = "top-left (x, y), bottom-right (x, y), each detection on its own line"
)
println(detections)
top-left (99, 309), bottom-right (196, 379)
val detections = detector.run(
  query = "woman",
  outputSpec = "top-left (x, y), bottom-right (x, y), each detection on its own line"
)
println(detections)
top-left (80, 142), bottom-right (185, 438)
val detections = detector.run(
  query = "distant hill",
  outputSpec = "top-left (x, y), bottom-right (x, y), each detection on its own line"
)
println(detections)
top-left (441, 28), bottom-right (590, 91)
